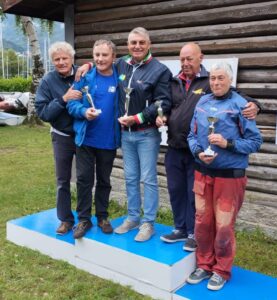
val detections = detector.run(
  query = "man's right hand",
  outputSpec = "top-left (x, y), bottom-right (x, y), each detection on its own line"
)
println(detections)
top-left (85, 107), bottom-right (98, 120)
top-left (75, 63), bottom-right (92, 81)
top-left (156, 115), bottom-right (167, 127)
top-left (63, 85), bottom-right (82, 103)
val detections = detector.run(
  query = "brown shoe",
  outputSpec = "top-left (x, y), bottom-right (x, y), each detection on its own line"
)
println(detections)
top-left (56, 222), bottom-right (73, 235)
top-left (98, 219), bottom-right (113, 234)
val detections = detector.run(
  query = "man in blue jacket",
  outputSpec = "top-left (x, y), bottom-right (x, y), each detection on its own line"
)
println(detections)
top-left (35, 42), bottom-right (82, 235)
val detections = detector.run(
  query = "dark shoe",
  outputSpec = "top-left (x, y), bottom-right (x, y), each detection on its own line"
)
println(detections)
top-left (183, 234), bottom-right (197, 251)
top-left (207, 272), bottom-right (226, 291)
top-left (73, 220), bottom-right (92, 239)
top-left (187, 268), bottom-right (212, 284)
top-left (160, 229), bottom-right (187, 243)
top-left (56, 222), bottom-right (73, 235)
top-left (98, 219), bottom-right (113, 234)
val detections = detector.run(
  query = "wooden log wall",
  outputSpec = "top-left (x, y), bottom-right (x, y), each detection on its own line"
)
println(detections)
top-left (74, 0), bottom-right (277, 238)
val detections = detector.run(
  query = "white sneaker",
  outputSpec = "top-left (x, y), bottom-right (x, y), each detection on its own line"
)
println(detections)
top-left (134, 222), bottom-right (155, 242)
top-left (114, 219), bottom-right (140, 234)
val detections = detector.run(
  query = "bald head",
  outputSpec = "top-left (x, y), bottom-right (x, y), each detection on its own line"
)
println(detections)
top-left (180, 42), bottom-right (203, 79)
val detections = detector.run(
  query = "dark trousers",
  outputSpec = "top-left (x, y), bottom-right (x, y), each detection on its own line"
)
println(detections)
top-left (165, 147), bottom-right (195, 235)
top-left (76, 145), bottom-right (116, 222)
top-left (51, 132), bottom-right (76, 224)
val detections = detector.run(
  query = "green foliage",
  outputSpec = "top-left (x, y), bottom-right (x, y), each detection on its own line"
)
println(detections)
top-left (0, 76), bottom-right (32, 92)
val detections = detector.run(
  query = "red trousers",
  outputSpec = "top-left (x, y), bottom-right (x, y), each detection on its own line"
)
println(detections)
top-left (193, 170), bottom-right (247, 280)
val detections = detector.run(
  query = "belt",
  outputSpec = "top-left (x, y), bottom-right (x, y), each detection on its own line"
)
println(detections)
top-left (195, 163), bottom-right (245, 178)
top-left (122, 124), bottom-right (155, 132)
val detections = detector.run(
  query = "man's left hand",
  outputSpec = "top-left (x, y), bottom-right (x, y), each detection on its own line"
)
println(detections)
top-left (242, 102), bottom-right (259, 119)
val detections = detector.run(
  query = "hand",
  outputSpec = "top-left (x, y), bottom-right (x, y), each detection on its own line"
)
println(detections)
top-left (242, 102), bottom-right (259, 119)
top-left (208, 133), bottom-right (227, 148)
top-left (156, 115), bottom-right (167, 127)
top-left (0, 101), bottom-right (12, 110)
top-left (198, 152), bottom-right (218, 164)
top-left (118, 115), bottom-right (136, 127)
top-left (85, 107), bottom-right (99, 120)
top-left (63, 85), bottom-right (82, 103)
top-left (75, 63), bottom-right (92, 81)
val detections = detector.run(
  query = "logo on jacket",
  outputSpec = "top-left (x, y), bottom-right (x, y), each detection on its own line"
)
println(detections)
top-left (119, 74), bottom-right (126, 81)
top-left (193, 88), bottom-right (205, 95)
top-left (108, 86), bottom-right (116, 93)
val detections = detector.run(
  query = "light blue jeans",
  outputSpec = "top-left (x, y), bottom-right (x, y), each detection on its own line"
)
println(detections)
top-left (121, 128), bottom-right (161, 224)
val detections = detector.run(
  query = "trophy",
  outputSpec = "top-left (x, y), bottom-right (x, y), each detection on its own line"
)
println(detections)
top-left (204, 116), bottom-right (218, 157)
top-left (82, 86), bottom-right (102, 115)
top-left (155, 100), bottom-right (167, 133)
top-left (124, 87), bottom-right (133, 116)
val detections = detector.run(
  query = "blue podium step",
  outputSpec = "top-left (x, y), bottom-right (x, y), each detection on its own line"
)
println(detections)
top-left (6, 209), bottom-right (276, 300)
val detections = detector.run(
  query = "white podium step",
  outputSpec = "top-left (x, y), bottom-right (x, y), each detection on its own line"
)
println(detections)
top-left (6, 209), bottom-right (195, 300)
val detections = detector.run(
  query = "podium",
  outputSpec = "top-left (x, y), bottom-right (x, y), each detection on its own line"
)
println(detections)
top-left (6, 209), bottom-right (276, 300)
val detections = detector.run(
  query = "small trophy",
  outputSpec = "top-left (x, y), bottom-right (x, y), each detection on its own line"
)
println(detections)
top-left (204, 116), bottom-right (218, 157)
top-left (124, 87), bottom-right (133, 116)
top-left (155, 100), bottom-right (167, 133)
top-left (82, 86), bottom-right (102, 115)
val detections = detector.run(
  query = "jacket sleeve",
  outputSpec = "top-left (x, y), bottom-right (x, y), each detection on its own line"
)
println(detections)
top-left (66, 78), bottom-right (87, 120)
top-left (35, 78), bottom-right (67, 122)
top-left (231, 86), bottom-right (261, 112)
top-left (187, 107), bottom-right (204, 157)
top-left (142, 67), bottom-right (172, 123)
top-left (230, 109), bottom-right (263, 154)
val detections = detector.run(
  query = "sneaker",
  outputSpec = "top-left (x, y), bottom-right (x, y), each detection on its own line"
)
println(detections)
top-left (207, 272), bottom-right (226, 291)
top-left (56, 222), bottom-right (73, 235)
top-left (160, 229), bottom-right (187, 243)
top-left (114, 219), bottom-right (140, 234)
top-left (187, 268), bottom-right (212, 284)
top-left (73, 220), bottom-right (92, 239)
top-left (183, 234), bottom-right (197, 251)
top-left (98, 219), bottom-right (113, 234)
top-left (134, 222), bottom-right (154, 242)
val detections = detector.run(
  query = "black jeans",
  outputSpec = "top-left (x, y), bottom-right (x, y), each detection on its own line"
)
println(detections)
top-left (76, 145), bottom-right (116, 222)
top-left (51, 132), bottom-right (76, 224)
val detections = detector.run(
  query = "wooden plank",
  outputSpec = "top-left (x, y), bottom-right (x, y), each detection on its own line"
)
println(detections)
top-left (75, 0), bottom-right (267, 24)
top-left (256, 114), bottom-right (276, 127)
top-left (247, 177), bottom-right (277, 194)
top-left (75, 19), bottom-right (277, 43)
top-left (237, 83), bottom-right (277, 98)
top-left (259, 128), bottom-right (276, 143)
top-left (247, 165), bottom-right (277, 180)
top-left (245, 190), bottom-right (277, 208)
top-left (73, 2), bottom-right (277, 33)
top-left (258, 99), bottom-right (277, 112)
top-left (238, 69), bottom-right (277, 83)
top-left (259, 142), bottom-right (277, 154)
top-left (76, 0), bottom-right (163, 12)
top-left (249, 152), bottom-right (277, 167)
top-left (76, 53), bottom-right (277, 70)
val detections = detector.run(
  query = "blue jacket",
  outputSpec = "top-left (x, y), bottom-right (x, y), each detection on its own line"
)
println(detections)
top-left (67, 66), bottom-right (120, 148)
top-left (35, 65), bottom-right (77, 135)
top-left (188, 90), bottom-right (262, 169)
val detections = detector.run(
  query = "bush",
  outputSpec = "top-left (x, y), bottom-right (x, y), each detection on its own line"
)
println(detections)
top-left (0, 77), bottom-right (32, 92)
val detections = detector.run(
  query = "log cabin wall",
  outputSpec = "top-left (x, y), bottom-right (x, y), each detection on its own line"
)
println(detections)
top-left (74, 0), bottom-right (277, 238)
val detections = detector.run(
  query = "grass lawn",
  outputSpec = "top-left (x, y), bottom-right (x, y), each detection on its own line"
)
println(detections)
top-left (0, 125), bottom-right (276, 299)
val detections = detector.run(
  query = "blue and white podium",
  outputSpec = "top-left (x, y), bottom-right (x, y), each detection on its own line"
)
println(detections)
top-left (6, 209), bottom-right (276, 300)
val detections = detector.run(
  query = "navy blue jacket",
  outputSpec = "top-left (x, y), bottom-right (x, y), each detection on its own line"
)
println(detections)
top-left (35, 66), bottom-right (77, 135)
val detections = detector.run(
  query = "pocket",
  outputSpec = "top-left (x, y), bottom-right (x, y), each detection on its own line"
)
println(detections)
top-left (193, 180), bottom-right (205, 196)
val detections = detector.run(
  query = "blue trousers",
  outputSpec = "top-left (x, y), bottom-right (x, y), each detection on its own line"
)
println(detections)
top-left (51, 132), bottom-right (76, 225)
top-left (165, 147), bottom-right (195, 235)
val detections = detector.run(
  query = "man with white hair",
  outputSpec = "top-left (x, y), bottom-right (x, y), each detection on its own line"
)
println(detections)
top-left (35, 41), bottom-right (82, 235)
top-left (186, 62), bottom-right (262, 290)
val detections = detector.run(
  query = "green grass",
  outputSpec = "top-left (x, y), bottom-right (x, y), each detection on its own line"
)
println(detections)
top-left (0, 125), bottom-right (276, 299)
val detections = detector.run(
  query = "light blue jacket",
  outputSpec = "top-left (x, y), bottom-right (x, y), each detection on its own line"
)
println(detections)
top-left (67, 66), bottom-right (120, 148)
top-left (188, 90), bottom-right (262, 169)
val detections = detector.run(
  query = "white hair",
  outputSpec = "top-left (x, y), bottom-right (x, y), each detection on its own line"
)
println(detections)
top-left (128, 27), bottom-right (151, 43)
top-left (48, 41), bottom-right (75, 61)
top-left (210, 62), bottom-right (233, 81)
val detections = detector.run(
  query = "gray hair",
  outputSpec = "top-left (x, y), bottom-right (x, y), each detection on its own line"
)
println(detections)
top-left (210, 62), bottom-right (233, 81)
top-left (128, 27), bottom-right (151, 43)
top-left (48, 41), bottom-right (75, 61)
top-left (93, 39), bottom-right (116, 54)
